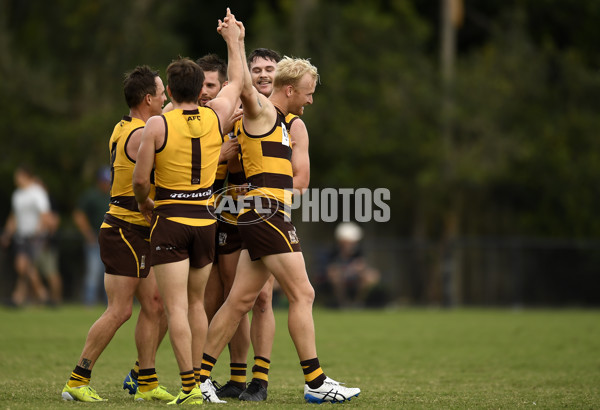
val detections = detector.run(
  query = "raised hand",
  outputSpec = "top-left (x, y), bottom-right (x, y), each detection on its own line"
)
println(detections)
top-left (236, 20), bottom-right (245, 42)
top-left (217, 7), bottom-right (240, 42)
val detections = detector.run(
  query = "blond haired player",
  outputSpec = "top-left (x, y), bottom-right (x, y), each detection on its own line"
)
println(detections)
top-left (197, 22), bottom-right (360, 404)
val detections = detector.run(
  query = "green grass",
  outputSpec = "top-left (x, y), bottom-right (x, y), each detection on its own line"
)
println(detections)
top-left (0, 306), bottom-right (598, 409)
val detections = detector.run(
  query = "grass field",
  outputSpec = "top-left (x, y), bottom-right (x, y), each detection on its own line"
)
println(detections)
top-left (0, 306), bottom-right (598, 409)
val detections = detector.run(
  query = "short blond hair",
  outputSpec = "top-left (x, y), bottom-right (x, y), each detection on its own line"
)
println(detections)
top-left (273, 56), bottom-right (319, 89)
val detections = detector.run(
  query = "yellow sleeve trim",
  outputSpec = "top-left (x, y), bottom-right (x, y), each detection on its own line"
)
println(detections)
top-left (166, 217), bottom-right (217, 227)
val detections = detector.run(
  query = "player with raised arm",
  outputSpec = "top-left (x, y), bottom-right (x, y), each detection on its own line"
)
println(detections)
top-left (215, 48), bottom-right (285, 402)
top-left (132, 8), bottom-right (244, 405)
top-left (121, 52), bottom-right (241, 396)
top-left (197, 21), bottom-right (361, 404)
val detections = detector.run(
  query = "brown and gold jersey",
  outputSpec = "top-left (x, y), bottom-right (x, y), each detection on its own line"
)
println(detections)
top-left (238, 108), bottom-right (298, 207)
top-left (214, 120), bottom-right (247, 224)
top-left (153, 107), bottom-right (223, 226)
top-left (105, 115), bottom-right (151, 228)
top-left (213, 131), bottom-right (235, 194)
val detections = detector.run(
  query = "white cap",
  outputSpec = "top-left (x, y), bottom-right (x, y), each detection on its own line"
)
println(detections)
top-left (334, 222), bottom-right (363, 242)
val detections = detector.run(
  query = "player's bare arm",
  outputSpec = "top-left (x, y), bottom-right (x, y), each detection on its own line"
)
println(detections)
top-left (290, 118), bottom-right (310, 195)
top-left (133, 115), bottom-right (163, 222)
top-left (207, 9), bottom-right (243, 133)
top-left (240, 75), bottom-right (269, 122)
top-left (237, 28), bottom-right (276, 133)
top-left (162, 101), bottom-right (174, 113)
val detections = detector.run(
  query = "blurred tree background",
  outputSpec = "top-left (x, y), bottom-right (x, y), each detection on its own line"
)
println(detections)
top-left (1, 0), bottom-right (599, 305)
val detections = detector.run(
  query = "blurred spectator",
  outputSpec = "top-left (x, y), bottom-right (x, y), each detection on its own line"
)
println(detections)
top-left (0, 165), bottom-right (53, 307)
top-left (34, 179), bottom-right (63, 306)
top-left (72, 166), bottom-right (110, 305)
top-left (324, 222), bottom-right (381, 308)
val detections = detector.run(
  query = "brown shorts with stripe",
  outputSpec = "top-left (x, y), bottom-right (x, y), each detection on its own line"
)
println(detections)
top-left (99, 216), bottom-right (151, 278)
top-left (216, 220), bottom-right (242, 255)
top-left (238, 209), bottom-right (301, 261)
top-left (150, 215), bottom-right (216, 269)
